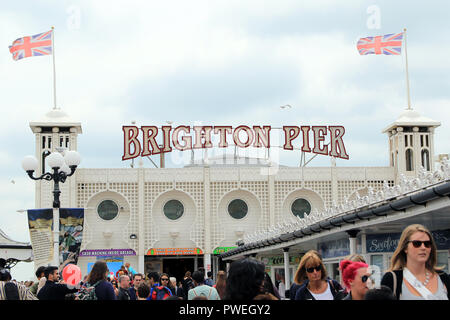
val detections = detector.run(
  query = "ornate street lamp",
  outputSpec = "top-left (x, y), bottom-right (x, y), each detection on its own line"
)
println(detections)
top-left (21, 150), bottom-right (81, 266)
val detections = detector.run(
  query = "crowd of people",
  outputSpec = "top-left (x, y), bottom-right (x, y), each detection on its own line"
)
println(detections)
top-left (0, 224), bottom-right (448, 300)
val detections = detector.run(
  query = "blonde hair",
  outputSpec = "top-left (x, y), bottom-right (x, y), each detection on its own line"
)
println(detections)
top-left (389, 224), bottom-right (440, 272)
top-left (345, 254), bottom-right (366, 263)
top-left (293, 250), bottom-right (327, 285)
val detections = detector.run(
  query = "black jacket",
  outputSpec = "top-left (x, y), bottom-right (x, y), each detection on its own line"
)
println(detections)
top-left (381, 269), bottom-right (450, 300)
top-left (289, 283), bottom-right (302, 300)
top-left (37, 280), bottom-right (78, 300)
top-left (294, 279), bottom-right (346, 300)
top-left (117, 287), bottom-right (131, 300)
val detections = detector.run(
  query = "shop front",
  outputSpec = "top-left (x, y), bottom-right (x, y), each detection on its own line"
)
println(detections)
top-left (318, 237), bottom-right (353, 284)
top-left (78, 248), bottom-right (137, 278)
top-left (365, 229), bottom-right (450, 278)
top-left (145, 247), bottom-right (204, 285)
top-left (260, 254), bottom-right (302, 296)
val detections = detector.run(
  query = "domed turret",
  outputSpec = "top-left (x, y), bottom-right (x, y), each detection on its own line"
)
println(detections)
top-left (383, 108), bottom-right (440, 180)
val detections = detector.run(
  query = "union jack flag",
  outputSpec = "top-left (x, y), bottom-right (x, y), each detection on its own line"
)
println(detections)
top-left (357, 32), bottom-right (403, 55)
top-left (8, 30), bottom-right (53, 61)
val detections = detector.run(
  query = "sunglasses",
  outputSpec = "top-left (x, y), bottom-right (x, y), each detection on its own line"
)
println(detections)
top-left (408, 240), bottom-right (432, 248)
top-left (161, 278), bottom-right (169, 281)
top-left (361, 275), bottom-right (371, 283)
top-left (305, 266), bottom-right (321, 273)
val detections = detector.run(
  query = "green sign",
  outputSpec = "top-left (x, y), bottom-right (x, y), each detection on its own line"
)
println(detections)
top-left (262, 255), bottom-right (303, 266)
top-left (213, 247), bottom-right (237, 254)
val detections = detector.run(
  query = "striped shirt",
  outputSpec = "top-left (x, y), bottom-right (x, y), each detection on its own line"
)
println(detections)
top-left (0, 281), bottom-right (38, 300)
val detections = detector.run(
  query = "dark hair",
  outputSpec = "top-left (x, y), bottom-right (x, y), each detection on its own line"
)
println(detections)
top-left (86, 261), bottom-right (108, 285)
top-left (192, 271), bottom-right (205, 284)
top-left (225, 258), bottom-right (265, 300)
top-left (133, 273), bottom-right (143, 281)
top-left (165, 295), bottom-right (181, 300)
top-left (44, 266), bottom-right (58, 279)
top-left (364, 285), bottom-right (396, 300)
top-left (0, 268), bottom-right (12, 281)
top-left (262, 272), bottom-right (276, 296)
top-left (137, 282), bottom-right (150, 299)
top-left (147, 272), bottom-right (160, 283)
top-left (35, 266), bottom-right (46, 279)
top-left (207, 271), bottom-right (213, 278)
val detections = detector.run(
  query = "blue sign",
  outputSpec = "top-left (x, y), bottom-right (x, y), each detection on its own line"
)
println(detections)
top-left (366, 233), bottom-right (400, 253)
top-left (87, 262), bottom-right (123, 278)
top-left (318, 238), bottom-right (350, 259)
top-left (366, 229), bottom-right (450, 253)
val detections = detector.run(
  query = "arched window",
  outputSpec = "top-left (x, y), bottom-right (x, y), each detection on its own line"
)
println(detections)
top-left (405, 149), bottom-right (414, 171)
top-left (421, 149), bottom-right (430, 171)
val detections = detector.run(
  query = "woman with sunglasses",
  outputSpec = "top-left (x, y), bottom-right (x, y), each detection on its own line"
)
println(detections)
top-left (340, 260), bottom-right (373, 300)
top-left (381, 224), bottom-right (449, 300)
top-left (293, 250), bottom-right (344, 300)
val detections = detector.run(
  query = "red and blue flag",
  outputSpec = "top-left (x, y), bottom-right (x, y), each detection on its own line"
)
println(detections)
top-left (8, 30), bottom-right (53, 61)
top-left (357, 32), bottom-right (403, 55)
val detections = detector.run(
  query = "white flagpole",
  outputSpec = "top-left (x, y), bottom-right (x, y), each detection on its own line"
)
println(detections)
top-left (51, 26), bottom-right (57, 110)
top-left (404, 28), bottom-right (412, 110)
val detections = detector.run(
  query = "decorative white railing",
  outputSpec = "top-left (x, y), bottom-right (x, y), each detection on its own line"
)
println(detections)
top-left (243, 159), bottom-right (450, 244)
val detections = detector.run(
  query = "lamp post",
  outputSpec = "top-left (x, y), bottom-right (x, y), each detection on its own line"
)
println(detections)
top-left (21, 150), bottom-right (81, 267)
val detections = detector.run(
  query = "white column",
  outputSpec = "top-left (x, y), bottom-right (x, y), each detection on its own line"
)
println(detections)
top-left (53, 207), bottom-right (60, 266)
top-left (137, 166), bottom-right (145, 274)
top-left (349, 238), bottom-right (357, 255)
top-left (268, 173), bottom-right (275, 226)
top-left (138, 255), bottom-right (145, 274)
top-left (204, 253), bottom-right (212, 274)
top-left (283, 248), bottom-right (290, 292)
top-left (226, 262), bottom-right (230, 273)
top-left (203, 166), bottom-right (212, 267)
top-left (361, 233), bottom-right (368, 262)
top-left (347, 230), bottom-right (359, 255)
top-left (194, 256), bottom-right (198, 271)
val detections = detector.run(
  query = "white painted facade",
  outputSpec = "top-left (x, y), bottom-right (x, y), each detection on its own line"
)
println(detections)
top-left (27, 108), bottom-right (443, 277)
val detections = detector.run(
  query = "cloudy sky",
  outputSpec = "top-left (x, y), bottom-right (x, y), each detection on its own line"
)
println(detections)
top-left (1, 0), bottom-right (449, 280)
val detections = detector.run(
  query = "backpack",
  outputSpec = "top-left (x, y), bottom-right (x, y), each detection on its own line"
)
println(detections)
top-left (191, 286), bottom-right (214, 299)
top-left (4, 282), bottom-right (20, 300)
top-left (77, 281), bottom-right (100, 301)
top-left (150, 286), bottom-right (173, 300)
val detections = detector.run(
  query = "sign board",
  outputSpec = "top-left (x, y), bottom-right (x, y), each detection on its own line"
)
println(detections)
top-left (261, 255), bottom-right (302, 266)
top-left (146, 248), bottom-right (203, 256)
top-left (318, 238), bottom-right (350, 259)
top-left (366, 229), bottom-right (450, 253)
top-left (122, 125), bottom-right (349, 160)
top-left (79, 249), bottom-right (136, 257)
top-left (213, 247), bottom-right (237, 254)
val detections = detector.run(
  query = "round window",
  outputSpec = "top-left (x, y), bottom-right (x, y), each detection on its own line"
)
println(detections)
top-left (291, 198), bottom-right (311, 218)
top-left (228, 199), bottom-right (248, 219)
top-left (163, 200), bottom-right (184, 220)
top-left (97, 200), bottom-right (119, 221)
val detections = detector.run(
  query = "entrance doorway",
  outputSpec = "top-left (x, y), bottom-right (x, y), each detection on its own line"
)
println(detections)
top-left (162, 257), bottom-right (203, 285)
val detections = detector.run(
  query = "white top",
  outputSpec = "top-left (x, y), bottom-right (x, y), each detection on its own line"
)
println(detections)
top-left (401, 276), bottom-right (448, 300)
top-left (308, 282), bottom-right (334, 300)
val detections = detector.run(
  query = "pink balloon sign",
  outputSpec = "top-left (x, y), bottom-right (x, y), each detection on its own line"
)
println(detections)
top-left (62, 264), bottom-right (82, 286)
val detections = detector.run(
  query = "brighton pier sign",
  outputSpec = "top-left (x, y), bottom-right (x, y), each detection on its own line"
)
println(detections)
top-left (122, 125), bottom-right (349, 160)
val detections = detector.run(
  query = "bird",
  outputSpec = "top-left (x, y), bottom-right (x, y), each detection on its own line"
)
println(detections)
top-left (280, 104), bottom-right (292, 109)
top-left (11, 179), bottom-right (15, 184)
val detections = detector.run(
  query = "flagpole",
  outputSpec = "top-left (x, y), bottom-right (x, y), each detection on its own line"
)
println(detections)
top-left (51, 26), bottom-right (57, 110)
top-left (404, 28), bottom-right (412, 110)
